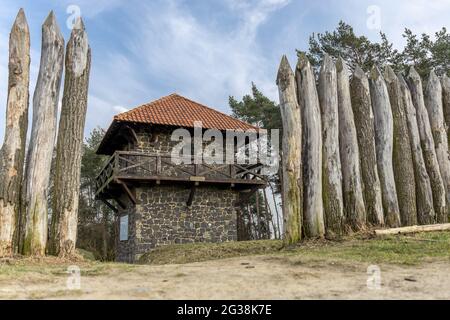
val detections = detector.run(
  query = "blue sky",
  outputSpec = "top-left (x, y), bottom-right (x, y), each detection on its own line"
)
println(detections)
top-left (0, 0), bottom-right (449, 141)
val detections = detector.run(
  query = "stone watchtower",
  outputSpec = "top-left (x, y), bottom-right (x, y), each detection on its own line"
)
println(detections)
top-left (95, 94), bottom-right (266, 262)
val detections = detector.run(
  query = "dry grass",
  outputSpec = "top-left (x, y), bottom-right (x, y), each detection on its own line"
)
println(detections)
top-left (139, 231), bottom-right (450, 266)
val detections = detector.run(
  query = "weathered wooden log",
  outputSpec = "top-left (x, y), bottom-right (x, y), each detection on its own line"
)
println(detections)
top-left (20, 12), bottom-right (64, 256)
top-left (407, 67), bottom-right (446, 224)
top-left (336, 58), bottom-right (366, 230)
top-left (318, 54), bottom-right (344, 237)
top-left (384, 66), bottom-right (417, 226)
top-left (49, 18), bottom-right (91, 257)
top-left (296, 53), bottom-right (325, 238)
top-left (350, 65), bottom-right (383, 226)
top-left (375, 223), bottom-right (450, 236)
top-left (0, 9), bottom-right (30, 257)
top-left (442, 75), bottom-right (450, 149)
top-left (424, 71), bottom-right (450, 223)
top-left (369, 66), bottom-right (401, 227)
top-left (276, 55), bottom-right (302, 244)
top-left (398, 75), bottom-right (435, 225)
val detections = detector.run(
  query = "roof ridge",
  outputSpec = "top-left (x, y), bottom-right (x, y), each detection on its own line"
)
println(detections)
top-left (115, 93), bottom-right (259, 130)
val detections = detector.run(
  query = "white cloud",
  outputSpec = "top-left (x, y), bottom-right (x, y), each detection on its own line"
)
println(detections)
top-left (113, 105), bottom-right (129, 113)
top-left (125, 0), bottom-right (288, 113)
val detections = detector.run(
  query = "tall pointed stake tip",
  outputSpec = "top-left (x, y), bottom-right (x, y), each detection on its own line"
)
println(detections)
top-left (43, 10), bottom-right (57, 26)
top-left (408, 66), bottom-right (420, 80)
top-left (370, 65), bottom-right (382, 80)
top-left (73, 16), bottom-right (86, 31)
top-left (321, 53), bottom-right (333, 67)
top-left (13, 8), bottom-right (28, 29)
top-left (277, 55), bottom-right (293, 83)
top-left (352, 64), bottom-right (365, 79)
top-left (296, 52), bottom-right (310, 70)
top-left (335, 56), bottom-right (346, 72)
top-left (428, 69), bottom-right (439, 82)
top-left (383, 65), bottom-right (397, 81)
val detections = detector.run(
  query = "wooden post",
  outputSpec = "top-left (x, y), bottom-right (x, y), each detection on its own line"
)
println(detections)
top-left (336, 58), bottom-right (366, 230)
top-left (318, 54), bottom-right (344, 237)
top-left (441, 75), bottom-right (450, 149)
top-left (407, 67), bottom-right (446, 223)
top-left (398, 75), bottom-right (435, 225)
top-left (0, 9), bottom-right (30, 257)
top-left (21, 11), bottom-right (64, 256)
top-left (49, 18), bottom-right (91, 257)
top-left (350, 65), bottom-right (383, 226)
top-left (369, 66), bottom-right (401, 228)
top-left (296, 53), bottom-right (325, 238)
top-left (424, 71), bottom-right (450, 223)
top-left (276, 55), bottom-right (302, 244)
top-left (384, 66), bottom-right (417, 226)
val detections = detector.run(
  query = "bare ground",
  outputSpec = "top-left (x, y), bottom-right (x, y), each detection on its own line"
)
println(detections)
top-left (0, 254), bottom-right (449, 300)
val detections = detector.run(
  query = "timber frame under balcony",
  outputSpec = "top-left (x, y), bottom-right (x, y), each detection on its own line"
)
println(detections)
top-left (95, 151), bottom-right (267, 206)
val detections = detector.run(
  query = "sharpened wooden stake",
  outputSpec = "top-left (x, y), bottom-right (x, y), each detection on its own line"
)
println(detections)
top-left (49, 18), bottom-right (91, 257)
top-left (441, 75), bottom-right (450, 149)
top-left (350, 65), bottom-right (383, 226)
top-left (318, 54), bottom-right (344, 237)
top-left (0, 9), bottom-right (30, 257)
top-left (398, 75), bottom-right (435, 225)
top-left (277, 55), bottom-right (302, 244)
top-left (369, 66), bottom-right (401, 228)
top-left (424, 71), bottom-right (450, 223)
top-left (21, 11), bottom-right (64, 256)
top-left (296, 53), bottom-right (325, 238)
top-left (407, 67), bottom-right (446, 224)
top-left (336, 58), bottom-right (366, 230)
top-left (384, 66), bottom-right (417, 226)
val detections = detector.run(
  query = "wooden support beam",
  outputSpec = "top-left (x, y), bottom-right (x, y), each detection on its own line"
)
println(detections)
top-left (101, 199), bottom-right (119, 213)
top-left (117, 180), bottom-right (137, 205)
top-left (235, 186), bottom-right (260, 206)
top-left (115, 197), bottom-right (127, 210)
top-left (375, 224), bottom-right (450, 236)
top-left (186, 185), bottom-right (197, 207)
top-left (124, 125), bottom-right (139, 143)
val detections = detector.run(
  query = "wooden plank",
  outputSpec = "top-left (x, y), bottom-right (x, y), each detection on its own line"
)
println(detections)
top-left (375, 223), bottom-right (450, 236)
top-left (101, 199), bottom-right (118, 213)
top-left (117, 180), bottom-right (136, 205)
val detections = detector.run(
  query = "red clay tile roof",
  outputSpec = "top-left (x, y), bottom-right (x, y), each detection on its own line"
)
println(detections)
top-left (114, 93), bottom-right (258, 131)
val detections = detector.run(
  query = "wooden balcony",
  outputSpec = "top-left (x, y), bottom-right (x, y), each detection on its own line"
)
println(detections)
top-left (95, 151), bottom-right (267, 201)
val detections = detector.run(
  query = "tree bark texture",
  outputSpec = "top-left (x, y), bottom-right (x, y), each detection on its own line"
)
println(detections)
top-left (407, 67), bottom-right (446, 224)
top-left (318, 54), bottom-right (344, 238)
top-left (398, 75), bottom-right (435, 225)
top-left (336, 58), bottom-right (366, 230)
top-left (384, 66), bottom-right (417, 226)
top-left (442, 75), bottom-right (450, 150)
top-left (350, 65), bottom-right (384, 226)
top-left (296, 53), bottom-right (325, 238)
top-left (369, 66), bottom-right (401, 227)
top-left (21, 12), bottom-right (64, 256)
top-left (0, 9), bottom-right (30, 257)
top-left (277, 55), bottom-right (302, 244)
top-left (49, 19), bottom-right (91, 256)
top-left (424, 71), bottom-right (450, 223)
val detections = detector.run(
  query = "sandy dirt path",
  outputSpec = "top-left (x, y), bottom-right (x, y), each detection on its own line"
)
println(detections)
top-left (0, 255), bottom-right (449, 299)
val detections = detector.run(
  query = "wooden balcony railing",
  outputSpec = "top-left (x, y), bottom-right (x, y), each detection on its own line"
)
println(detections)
top-left (95, 151), bottom-right (267, 197)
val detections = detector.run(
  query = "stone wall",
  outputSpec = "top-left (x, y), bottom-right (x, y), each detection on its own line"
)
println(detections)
top-left (133, 125), bottom-right (177, 154)
top-left (116, 194), bottom-right (138, 263)
top-left (116, 185), bottom-right (239, 263)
